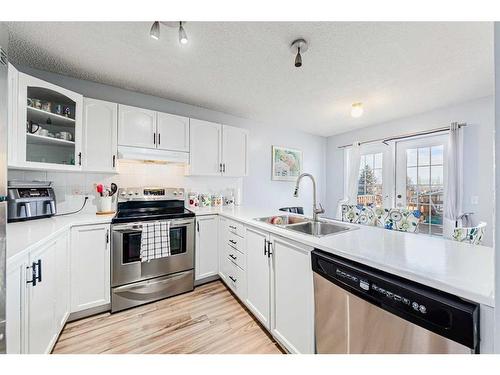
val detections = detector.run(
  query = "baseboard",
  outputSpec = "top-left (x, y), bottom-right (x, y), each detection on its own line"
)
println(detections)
top-left (67, 303), bottom-right (111, 322)
top-left (194, 274), bottom-right (220, 286)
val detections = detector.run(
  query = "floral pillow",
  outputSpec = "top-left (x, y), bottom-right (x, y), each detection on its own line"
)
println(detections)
top-left (341, 205), bottom-right (423, 233)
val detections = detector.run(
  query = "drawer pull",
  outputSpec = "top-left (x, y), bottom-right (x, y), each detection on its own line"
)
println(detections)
top-left (229, 276), bottom-right (237, 283)
top-left (229, 225), bottom-right (237, 230)
top-left (229, 253), bottom-right (237, 260)
top-left (229, 239), bottom-right (237, 245)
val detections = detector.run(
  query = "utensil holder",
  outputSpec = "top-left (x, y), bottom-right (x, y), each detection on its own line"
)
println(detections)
top-left (97, 196), bottom-right (113, 213)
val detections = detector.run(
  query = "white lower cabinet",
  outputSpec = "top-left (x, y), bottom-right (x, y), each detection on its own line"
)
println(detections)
top-left (70, 224), bottom-right (111, 312)
top-left (218, 219), bottom-right (315, 354)
top-left (195, 215), bottom-right (219, 281)
top-left (244, 226), bottom-right (271, 329)
top-left (6, 231), bottom-right (70, 354)
top-left (270, 235), bottom-right (315, 354)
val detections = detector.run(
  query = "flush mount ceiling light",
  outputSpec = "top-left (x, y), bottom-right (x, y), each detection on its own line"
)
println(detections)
top-left (290, 38), bottom-right (308, 68)
top-left (149, 21), bottom-right (188, 45)
top-left (351, 102), bottom-right (364, 118)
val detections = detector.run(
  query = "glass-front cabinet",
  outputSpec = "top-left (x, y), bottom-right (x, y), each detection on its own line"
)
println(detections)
top-left (16, 73), bottom-right (83, 170)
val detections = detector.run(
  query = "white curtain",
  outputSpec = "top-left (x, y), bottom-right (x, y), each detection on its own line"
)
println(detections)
top-left (336, 141), bottom-right (361, 218)
top-left (443, 122), bottom-right (464, 238)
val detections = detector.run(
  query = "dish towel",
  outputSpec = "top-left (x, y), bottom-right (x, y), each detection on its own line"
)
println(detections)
top-left (140, 221), bottom-right (171, 262)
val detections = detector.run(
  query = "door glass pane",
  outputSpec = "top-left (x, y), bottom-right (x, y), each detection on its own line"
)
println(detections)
top-left (401, 140), bottom-right (445, 236)
top-left (418, 147), bottom-right (430, 166)
top-left (357, 152), bottom-right (383, 207)
top-left (374, 153), bottom-right (383, 169)
top-left (26, 86), bottom-right (76, 165)
top-left (417, 166), bottom-right (430, 185)
top-left (431, 145), bottom-right (444, 165)
top-left (407, 149), bottom-right (417, 167)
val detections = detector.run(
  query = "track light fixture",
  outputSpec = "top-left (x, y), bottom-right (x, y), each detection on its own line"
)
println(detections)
top-left (179, 22), bottom-right (188, 45)
top-left (290, 38), bottom-right (308, 68)
top-left (149, 21), bottom-right (188, 45)
top-left (150, 21), bottom-right (160, 40)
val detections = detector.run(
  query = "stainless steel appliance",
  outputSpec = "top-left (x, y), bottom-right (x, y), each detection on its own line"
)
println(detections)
top-left (7, 180), bottom-right (56, 222)
top-left (111, 187), bottom-right (194, 313)
top-left (312, 250), bottom-right (479, 354)
top-left (1, 39), bottom-right (8, 353)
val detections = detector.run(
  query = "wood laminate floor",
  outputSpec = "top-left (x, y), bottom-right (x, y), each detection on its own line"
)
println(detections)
top-left (52, 281), bottom-right (284, 354)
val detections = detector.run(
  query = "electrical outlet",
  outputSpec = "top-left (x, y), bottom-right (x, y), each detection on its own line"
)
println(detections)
top-left (471, 196), bottom-right (479, 205)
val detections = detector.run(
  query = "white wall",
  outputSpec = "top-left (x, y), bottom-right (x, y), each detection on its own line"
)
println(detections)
top-left (325, 96), bottom-right (495, 245)
top-left (493, 21), bottom-right (499, 353)
top-left (9, 65), bottom-right (327, 215)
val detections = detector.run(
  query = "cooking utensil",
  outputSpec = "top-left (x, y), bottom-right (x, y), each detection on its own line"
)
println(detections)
top-left (96, 184), bottom-right (104, 197)
top-left (110, 183), bottom-right (118, 197)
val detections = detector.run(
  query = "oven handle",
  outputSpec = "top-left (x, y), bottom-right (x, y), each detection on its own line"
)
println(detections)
top-left (112, 219), bottom-right (194, 232)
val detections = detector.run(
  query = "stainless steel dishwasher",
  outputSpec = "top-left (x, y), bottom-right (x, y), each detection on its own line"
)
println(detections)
top-left (311, 249), bottom-right (479, 354)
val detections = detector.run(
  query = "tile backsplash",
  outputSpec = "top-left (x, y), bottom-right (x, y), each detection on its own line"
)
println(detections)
top-left (8, 161), bottom-right (243, 214)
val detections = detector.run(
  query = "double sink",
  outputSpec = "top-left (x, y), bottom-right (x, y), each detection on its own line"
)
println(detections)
top-left (255, 215), bottom-right (353, 237)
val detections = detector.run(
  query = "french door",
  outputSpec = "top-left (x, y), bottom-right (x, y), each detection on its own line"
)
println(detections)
top-left (395, 135), bottom-right (447, 235)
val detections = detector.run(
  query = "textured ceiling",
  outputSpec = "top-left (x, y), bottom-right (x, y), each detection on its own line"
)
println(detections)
top-left (6, 22), bottom-right (494, 137)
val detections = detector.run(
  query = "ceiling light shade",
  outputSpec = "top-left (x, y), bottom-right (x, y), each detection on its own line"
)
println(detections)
top-left (150, 21), bottom-right (160, 40)
top-left (351, 102), bottom-right (364, 118)
top-left (290, 38), bottom-right (308, 68)
top-left (295, 48), bottom-right (302, 67)
top-left (179, 22), bottom-right (188, 45)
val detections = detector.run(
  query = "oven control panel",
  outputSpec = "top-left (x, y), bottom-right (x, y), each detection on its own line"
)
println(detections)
top-left (118, 187), bottom-right (184, 201)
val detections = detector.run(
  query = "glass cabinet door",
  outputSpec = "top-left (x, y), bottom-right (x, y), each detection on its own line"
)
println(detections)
top-left (18, 73), bottom-right (82, 169)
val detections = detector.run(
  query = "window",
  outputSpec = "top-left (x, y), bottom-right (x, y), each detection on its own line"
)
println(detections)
top-left (357, 153), bottom-right (384, 206)
top-left (396, 135), bottom-right (447, 236)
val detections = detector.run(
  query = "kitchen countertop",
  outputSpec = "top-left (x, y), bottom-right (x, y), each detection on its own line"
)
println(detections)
top-left (6, 212), bottom-right (114, 261)
top-left (7, 205), bottom-right (494, 306)
top-left (191, 205), bottom-right (495, 307)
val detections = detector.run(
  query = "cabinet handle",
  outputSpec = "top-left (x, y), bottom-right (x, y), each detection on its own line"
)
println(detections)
top-left (158, 133), bottom-right (161, 145)
top-left (264, 239), bottom-right (268, 256)
top-left (223, 163), bottom-right (226, 173)
top-left (105, 229), bottom-right (110, 245)
top-left (229, 276), bottom-right (237, 283)
top-left (153, 133), bottom-right (156, 145)
top-left (26, 262), bottom-right (37, 287)
top-left (197, 221), bottom-right (200, 232)
top-left (36, 259), bottom-right (42, 283)
top-left (229, 253), bottom-right (237, 260)
top-left (78, 152), bottom-right (82, 166)
top-left (219, 163), bottom-right (222, 172)
top-left (229, 239), bottom-right (237, 245)
top-left (267, 241), bottom-right (273, 258)
top-left (229, 225), bottom-right (237, 230)
top-left (112, 155), bottom-right (116, 168)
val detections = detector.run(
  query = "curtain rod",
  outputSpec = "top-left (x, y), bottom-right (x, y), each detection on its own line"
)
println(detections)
top-left (337, 122), bottom-right (467, 149)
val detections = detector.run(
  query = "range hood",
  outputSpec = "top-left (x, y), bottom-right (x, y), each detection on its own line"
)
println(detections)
top-left (117, 146), bottom-right (189, 164)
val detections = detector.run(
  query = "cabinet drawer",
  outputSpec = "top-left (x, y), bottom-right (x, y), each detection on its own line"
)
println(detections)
top-left (225, 257), bottom-right (246, 300)
top-left (226, 219), bottom-right (244, 238)
top-left (227, 231), bottom-right (244, 253)
top-left (226, 244), bottom-right (245, 270)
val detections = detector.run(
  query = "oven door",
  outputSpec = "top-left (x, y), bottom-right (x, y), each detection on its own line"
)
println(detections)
top-left (111, 218), bottom-right (195, 287)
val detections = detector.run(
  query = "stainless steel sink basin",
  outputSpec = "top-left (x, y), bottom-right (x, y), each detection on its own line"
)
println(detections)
top-left (254, 215), bottom-right (309, 226)
top-left (254, 215), bottom-right (352, 237)
top-left (285, 221), bottom-right (351, 237)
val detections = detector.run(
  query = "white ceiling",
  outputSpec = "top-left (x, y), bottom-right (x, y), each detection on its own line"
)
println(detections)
top-left (6, 22), bottom-right (494, 137)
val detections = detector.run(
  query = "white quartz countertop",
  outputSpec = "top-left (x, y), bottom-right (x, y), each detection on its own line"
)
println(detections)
top-left (192, 206), bottom-right (495, 306)
top-left (7, 212), bottom-right (114, 261)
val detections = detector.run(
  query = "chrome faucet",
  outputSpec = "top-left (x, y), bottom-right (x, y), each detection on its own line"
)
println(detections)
top-left (293, 173), bottom-right (325, 222)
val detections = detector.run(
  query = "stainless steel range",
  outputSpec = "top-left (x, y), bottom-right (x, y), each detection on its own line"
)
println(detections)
top-left (111, 187), bottom-right (195, 313)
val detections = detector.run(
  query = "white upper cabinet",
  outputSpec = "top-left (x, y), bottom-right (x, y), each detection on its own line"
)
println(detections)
top-left (245, 226), bottom-right (271, 329)
top-left (16, 72), bottom-right (83, 170)
top-left (118, 104), bottom-right (157, 149)
top-left (188, 120), bottom-right (248, 177)
top-left (189, 119), bottom-right (222, 176)
top-left (157, 112), bottom-right (190, 152)
top-left (83, 98), bottom-right (118, 172)
top-left (222, 125), bottom-right (248, 177)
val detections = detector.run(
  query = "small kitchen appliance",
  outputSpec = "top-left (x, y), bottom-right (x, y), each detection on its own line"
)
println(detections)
top-left (7, 180), bottom-right (57, 222)
top-left (111, 187), bottom-right (195, 313)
